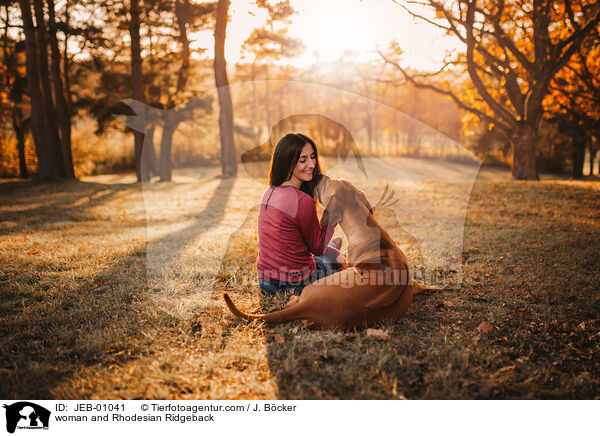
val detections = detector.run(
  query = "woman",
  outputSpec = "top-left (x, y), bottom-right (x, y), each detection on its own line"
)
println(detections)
top-left (257, 133), bottom-right (345, 295)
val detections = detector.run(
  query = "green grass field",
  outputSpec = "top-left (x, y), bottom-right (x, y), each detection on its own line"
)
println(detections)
top-left (1, 159), bottom-right (599, 399)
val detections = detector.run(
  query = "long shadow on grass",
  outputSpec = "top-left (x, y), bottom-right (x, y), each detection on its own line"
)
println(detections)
top-left (143, 176), bottom-right (234, 290)
top-left (0, 176), bottom-right (234, 398)
top-left (0, 179), bottom-right (134, 237)
top-left (0, 181), bottom-right (154, 397)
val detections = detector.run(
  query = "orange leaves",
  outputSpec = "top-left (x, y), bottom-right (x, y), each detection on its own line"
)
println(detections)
top-left (513, 308), bottom-right (528, 317)
top-left (477, 321), bottom-right (494, 333)
top-left (106, 346), bottom-right (126, 356)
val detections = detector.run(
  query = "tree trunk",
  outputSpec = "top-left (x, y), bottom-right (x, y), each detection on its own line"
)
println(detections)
top-left (214, 0), bottom-right (237, 177)
top-left (129, 0), bottom-right (148, 182)
top-left (33, 0), bottom-right (66, 178)
top-left (589, 145), bottom-right (597, 176)
top-left (264, 73), bottom-right (271, 132)
top-left (16, 0), bottom-right (54, 180)
top-left (278, 79), bottom-right (284, 121)
top-left (47, 0), bottom-right (74, 179)
top-left (12, 106), bottom-right (29, 179)
top-left (145, 123), bottom-right (158, 177)
top-left (159, 113), bottom-right (178, 182)
top-left (250, 64), bottom-right (260, 144)
top-left (63, 0), bottom-right (73, 117)
top-left (154, 0), bottom-right (189, 182)
top-left (571, 131), bottom-right (586, 179)
top-left (174, 0), bottom-right (190, 96)
top-left (511, 122), bottom-right (539, 180)
top-left (6, 15), bottom-right (29, 179)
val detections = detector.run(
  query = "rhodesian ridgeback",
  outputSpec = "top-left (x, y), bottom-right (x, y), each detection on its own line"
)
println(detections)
top-left (223, 175), bottom-right (440, 329)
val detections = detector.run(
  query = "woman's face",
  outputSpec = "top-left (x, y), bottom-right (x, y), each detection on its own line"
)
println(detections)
top-left (288, 142), bottom-right (316, 186)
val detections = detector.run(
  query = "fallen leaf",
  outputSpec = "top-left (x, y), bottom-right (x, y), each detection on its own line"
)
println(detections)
top-left (27, 250), bottom-right (39, 255)
top-left (366, 328), bottom-right (391, 341)
top-left (477, 321), bottom-right (494, 333)
top-left (273, 333), bottom-right (285, 344)
top-left (513, 308), bottom-right (528, 317)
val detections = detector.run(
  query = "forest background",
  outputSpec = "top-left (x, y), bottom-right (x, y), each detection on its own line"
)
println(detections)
top-left (1, 0), bottom-right (599, 182)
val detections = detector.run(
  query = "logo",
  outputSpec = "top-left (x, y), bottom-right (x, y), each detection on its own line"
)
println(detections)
top-left (3, 402), bottom-right (50, 434)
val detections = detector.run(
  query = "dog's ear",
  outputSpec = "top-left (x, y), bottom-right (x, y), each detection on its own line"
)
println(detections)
top-left (320, 196), bottom-right (342, 228)
top-left (356, 189), bottom-right (373, 215)
top-left (316, 174), bottom-right (330, 206)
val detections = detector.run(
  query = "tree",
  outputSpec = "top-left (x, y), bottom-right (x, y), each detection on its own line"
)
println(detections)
top-left (214, 0), bottom-right (236, 177)
top-left (546, 24), bottom-right (600, 177)
top-left (382, 0), bottom-right (600, 180)
top-left (152, 0), bottom-right (214, 181)
top-left (239, 0), bottom-right (304, 137)
top-left (47, 0), bottom-right (74, 178)
top-left (32, 0), bottom-right (69, 177)
top-left (11, 0), bottom-right (75, 180)
top-left (17, 0), bottom-right (55, 179)
top-left (2, 2), bottom-right (29, 178)
top-left (128, 0), bottom-right (147, 182)
top-left (70, 0), bottom-right (213, 180)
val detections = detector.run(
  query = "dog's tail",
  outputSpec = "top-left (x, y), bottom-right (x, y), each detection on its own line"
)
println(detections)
top-left (223, 292), bottom-right (302, 323)
top-left (412, 281), bottom-right (456, 296)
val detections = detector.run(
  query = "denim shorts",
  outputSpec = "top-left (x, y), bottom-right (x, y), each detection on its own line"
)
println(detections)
top-left (258, 251), bottom-right (341, 296)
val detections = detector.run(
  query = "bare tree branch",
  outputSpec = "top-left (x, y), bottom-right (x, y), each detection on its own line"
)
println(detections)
top-left (489, 0), bottom-right (534, 70)
top-left (552, 7), bottom-right (600, 76)
top-left (464, 0), bottom-right (516, 124)
top-left (392, 0), bottom-right (456, 35)
top-left (378, 49), bottom-right (512, 134)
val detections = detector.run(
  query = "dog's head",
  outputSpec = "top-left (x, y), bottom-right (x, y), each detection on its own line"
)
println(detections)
top-left (316, 175), bottom-right (373, 227)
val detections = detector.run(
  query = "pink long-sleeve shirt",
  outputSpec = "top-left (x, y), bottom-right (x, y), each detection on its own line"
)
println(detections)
top-left (257, 185), bottom-right (340, 282)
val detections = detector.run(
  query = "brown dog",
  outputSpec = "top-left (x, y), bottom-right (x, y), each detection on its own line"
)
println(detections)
top-left (223, 175), bottom-right (440, 329)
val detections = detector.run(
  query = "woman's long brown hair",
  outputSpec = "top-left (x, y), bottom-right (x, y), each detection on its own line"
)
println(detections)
top-left (268, 133), bottom-right (323, 200)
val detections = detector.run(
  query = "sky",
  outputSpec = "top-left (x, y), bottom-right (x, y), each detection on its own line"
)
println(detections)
top-left (190, 0), bottom-right (462, 71)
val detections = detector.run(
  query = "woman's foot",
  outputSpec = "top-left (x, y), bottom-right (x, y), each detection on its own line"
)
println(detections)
top-left (331, 237), bottom-right (342, 250)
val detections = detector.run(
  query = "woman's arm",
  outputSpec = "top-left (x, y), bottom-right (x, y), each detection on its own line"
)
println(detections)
top-left (296, 195), bottom-right (335, 256)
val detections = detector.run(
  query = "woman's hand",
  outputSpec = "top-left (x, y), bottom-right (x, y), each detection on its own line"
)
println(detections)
top-left (335, 252), bottom-right (347, 270)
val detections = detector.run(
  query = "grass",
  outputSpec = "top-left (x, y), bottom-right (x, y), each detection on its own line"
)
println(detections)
top-left (0, 160), bottom-right (599, 399)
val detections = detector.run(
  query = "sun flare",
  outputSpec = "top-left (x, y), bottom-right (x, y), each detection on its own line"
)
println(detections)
top-left (289, 2), bottom-right (378, 63)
